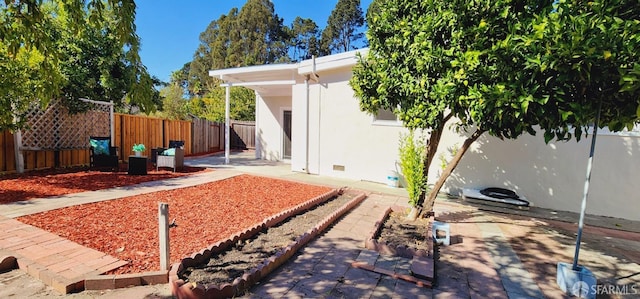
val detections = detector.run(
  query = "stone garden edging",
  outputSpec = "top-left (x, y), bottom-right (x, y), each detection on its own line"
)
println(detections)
top-left (169, 189), bottom-right (367, 298)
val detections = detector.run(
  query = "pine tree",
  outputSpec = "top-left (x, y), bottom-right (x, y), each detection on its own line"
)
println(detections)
top-left (320, 0), bottom-right (365, 55)
top-left (188, 0), bottom-right (289, 96)
top-left (289, 17), bottom-right (320, 61)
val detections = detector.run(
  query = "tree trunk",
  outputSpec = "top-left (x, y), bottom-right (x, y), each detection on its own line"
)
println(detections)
top-left (424, 128), bottom-right (443, 180)
top-left (415, 128), bottom-right (442, 208)
top-left (421, 128), bottom-right (485, 213)
top-left (416, 114), bottom-right (451, 214)
top-left (407, 206), bottom-right (420, 221)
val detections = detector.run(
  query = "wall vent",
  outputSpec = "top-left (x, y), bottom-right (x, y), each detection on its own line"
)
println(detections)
top-left (333, 165), bottom-right (345, 171)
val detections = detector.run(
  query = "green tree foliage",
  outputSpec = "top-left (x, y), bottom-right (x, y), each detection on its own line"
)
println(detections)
top-left (0, 43), bottom-right (61, 131)
top-left (188, 0), bottom-right (288, 96)
top-left (236, 0), bottom-right (288, 65)
top-left (57, 6), bottom-right (131, 113)
top-left (185, 0), bottom-right (291, 122)
top-left (520, 0), bottom-right (640, 141)
top-left (365, 0), bottom-right (381, 22)
top-left (289, 17), bottom-right (320, 61)
top-left (187, 11), bottom-right (235, 97)
top-left (320, 0), bottom-right (365, 55)
top-left (189, 87), bottom-right (255, 122)
top-left (173, 62), bottom-right (191, 96)
top-left (352, 0), bottom-right (640, 215)
top-left (159, 83), bottom-right (189, 120)
top-left (0, 0), bottom-right (155, 131)
top-left (149, 76), bottom-right (167, 111)
top-left (1, 0), bottom-right (137, 58)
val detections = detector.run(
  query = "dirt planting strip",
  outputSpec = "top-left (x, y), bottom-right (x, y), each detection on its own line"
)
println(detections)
top-left (170, 189), bottom-right (367, 298)
top-left (365, 205), bottom-right (433, 258)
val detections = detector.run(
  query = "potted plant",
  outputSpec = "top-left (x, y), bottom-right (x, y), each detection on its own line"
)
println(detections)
top-left (132, 143), bottom-right (146, 157)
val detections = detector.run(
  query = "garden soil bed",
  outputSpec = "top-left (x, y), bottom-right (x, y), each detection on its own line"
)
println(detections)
top-left (16, 174), bottom-right (333, 274)
top-left (181, 191), bottom-right (358, 286)
top-left (365, 206), bottom-right (433, 259)
top-left (377, 211), bottom-right (431, 253)
top-left (0, 165), bottom-right (208, 204)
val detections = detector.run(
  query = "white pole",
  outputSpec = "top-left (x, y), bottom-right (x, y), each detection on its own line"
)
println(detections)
top-left (225, 84), bottom-right (231, 164)
top-left (572, 103), bottom-right (601, 271)
top-left (158, 202), bottom-right (170, 271)
top-left (254, 90), bottom-right (261, 159)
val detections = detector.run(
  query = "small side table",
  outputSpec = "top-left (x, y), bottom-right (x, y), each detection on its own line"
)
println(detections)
top-left (128, 155), bottom-right (148, 175)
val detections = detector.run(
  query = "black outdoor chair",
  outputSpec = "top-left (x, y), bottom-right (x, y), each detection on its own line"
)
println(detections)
top-left (168, 140), bottom-right (185, 149)
top-left (89, 136), bottom-right (119, 171)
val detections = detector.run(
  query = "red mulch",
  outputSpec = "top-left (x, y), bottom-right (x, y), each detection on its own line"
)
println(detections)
top-left (0, 166), bottom-right (209, 204)
top-left (17, 174), bottom-right (332, 274)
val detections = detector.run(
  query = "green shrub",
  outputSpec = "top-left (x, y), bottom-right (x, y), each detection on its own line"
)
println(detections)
top-left (399, 131), bottom-right (426, 208)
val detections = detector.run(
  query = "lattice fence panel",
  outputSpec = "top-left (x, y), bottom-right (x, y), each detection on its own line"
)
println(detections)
top-left (20, 98), bottom-right (112, 150)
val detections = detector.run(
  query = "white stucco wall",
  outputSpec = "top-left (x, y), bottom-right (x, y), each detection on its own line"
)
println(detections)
top-left (432, 126), bottom-right (640, 221)
top-left (251, 50), bottom-right (640, 221)
top-left (291, 83), bottom-right (309, 173)
top-left (291, 67), bottom-right (408, 183)
top-left (256, 94), bottom-right (291, 161)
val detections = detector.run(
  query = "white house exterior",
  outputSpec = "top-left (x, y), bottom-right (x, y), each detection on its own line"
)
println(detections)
top-left (210, 50), bottom-right (409, 184)
top-left (210, 49), bottom-right (640, 222)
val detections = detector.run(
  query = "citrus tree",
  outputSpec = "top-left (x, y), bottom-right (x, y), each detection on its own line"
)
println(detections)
top-left (521, 0), bottom-right (640, 140)
top-left (350, 0), bottom-right (640, 216)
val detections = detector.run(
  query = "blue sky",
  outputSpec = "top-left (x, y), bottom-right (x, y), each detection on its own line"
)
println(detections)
top-left (135, 0), bottom-right (373, 83)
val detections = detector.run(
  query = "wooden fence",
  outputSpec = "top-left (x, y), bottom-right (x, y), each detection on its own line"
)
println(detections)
top-left (1, 130), bottom-right (82, 172)
top-left (231, 120), bottom-right (256, 150)
top-left (192, 118), bottom-right (224, 154)
top-left (116, 114), bottom-right (192, 160)
top-left (0, 115), bottom-right (228, 174)
top-left (0, 131), bottom-right (17, 172)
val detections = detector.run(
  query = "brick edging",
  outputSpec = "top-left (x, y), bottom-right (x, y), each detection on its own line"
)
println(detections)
top-left (169, 190), bottom-right (367, 298)
top-left (12, 254), bottom-right (84, 294)
top-left (364, 205), bottom-right (433, 258)
top-left (84, 270), bottom-right (169, 291)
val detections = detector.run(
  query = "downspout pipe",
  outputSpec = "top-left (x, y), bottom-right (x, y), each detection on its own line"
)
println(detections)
top-left (304, 56), bottom-right (320, 174)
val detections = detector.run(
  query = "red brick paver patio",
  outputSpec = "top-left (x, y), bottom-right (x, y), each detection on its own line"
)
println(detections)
top-left (0, 215), bottom-right (127, 294)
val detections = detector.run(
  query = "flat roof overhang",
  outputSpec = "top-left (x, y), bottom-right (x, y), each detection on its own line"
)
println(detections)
top-left (209, 64), bottom-right (300, 97)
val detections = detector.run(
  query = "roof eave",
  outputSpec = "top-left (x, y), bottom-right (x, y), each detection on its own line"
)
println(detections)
top-left (298, 48), bottom-right (369, 75)
top-left (208, 63), bottom-right (298, 79)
